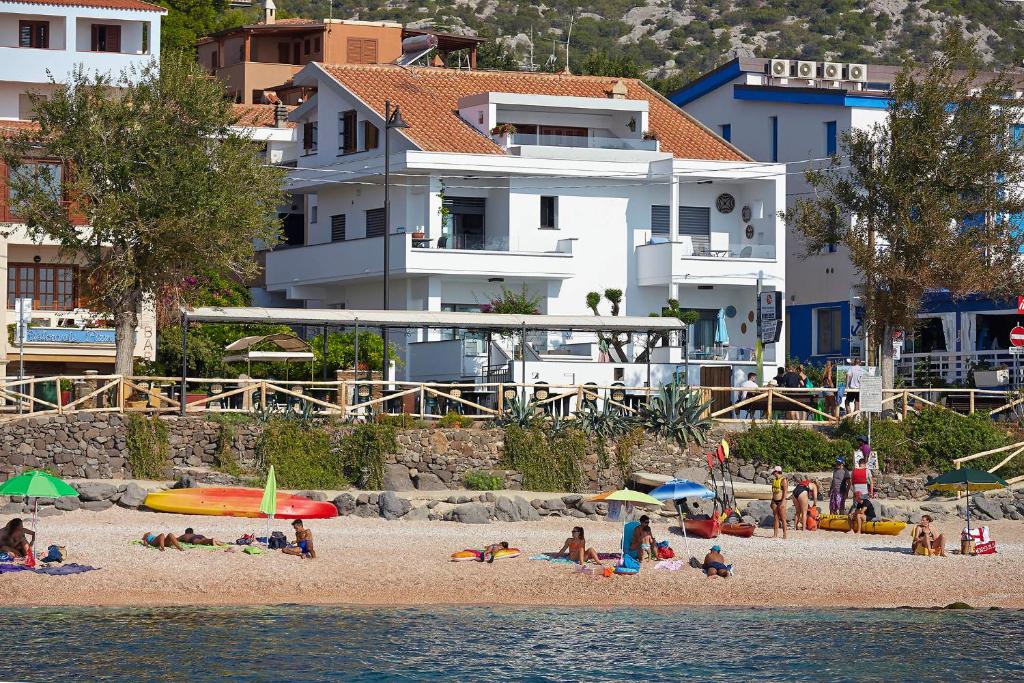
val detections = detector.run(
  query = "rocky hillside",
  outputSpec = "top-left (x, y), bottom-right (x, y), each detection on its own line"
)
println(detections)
top-left (277, 0), bottom-right (1024, 80)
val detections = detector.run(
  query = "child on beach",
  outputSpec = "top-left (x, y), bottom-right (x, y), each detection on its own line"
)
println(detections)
top-left (141, 532), bottom-right (184, 552)
top-left (558, 527), bottom-right (601, 565)
top-left (282, 519), bottom-right (316, 559)
top-left (0, 518), bottom-right (34, 558)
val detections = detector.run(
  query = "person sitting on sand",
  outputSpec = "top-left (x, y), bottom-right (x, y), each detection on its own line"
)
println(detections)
top-left (141, 531), bottom-right (184, 552)
top-left (847, 492), bottom-right (876, 534)
top-left (282, 519), bottom-right (315, 559)
top-left (0, 518), bottom-right (34, 558)
top-left (702, 545), bottom-right (730, 578)
top-left (558, 526), bottom-right (601, 565)
top-left (911, 515), bottom-right (947, 557)
top-left (630, 515), bottom-right (658, 561)
top-left (177, 528), bottom-right (221, 546)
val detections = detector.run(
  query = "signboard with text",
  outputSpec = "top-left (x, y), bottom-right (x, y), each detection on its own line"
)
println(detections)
top-left (758, 291), bottom-right (783, 344)
top-left (859, 375), bottom-right (884, 413)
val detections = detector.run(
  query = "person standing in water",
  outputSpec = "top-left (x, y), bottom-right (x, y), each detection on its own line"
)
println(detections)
top-left (770, 465), bottom-right (788, 539)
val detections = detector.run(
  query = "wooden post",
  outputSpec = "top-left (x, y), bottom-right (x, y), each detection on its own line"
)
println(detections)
top-left (969, 390), bottom-right (975, 414)
top-left (902, 389), bottom-right (909, 420)
top-left (419, 384), bottom-right (425, 418)
top-left (338, 380), bottom-right (348, 416)
top-left (116, 376), bottom-right (125, 413)
top-left (767, 388), bottom-right (774, 418)
top-left (260, 380), bottom-right (267, 411)
top-left (497, 384), bottom-right (504, 414)
top-left (56, 376), bottom-right (63, 415)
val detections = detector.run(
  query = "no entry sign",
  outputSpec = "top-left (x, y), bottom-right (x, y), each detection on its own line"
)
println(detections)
top-left (1011, 325), bottom-right (1024, 348)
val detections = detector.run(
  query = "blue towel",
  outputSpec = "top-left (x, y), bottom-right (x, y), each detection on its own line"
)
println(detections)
top-left (0, 562), bottom-right (98, 576)
top-left (621, 521), bottom-right (640, 562)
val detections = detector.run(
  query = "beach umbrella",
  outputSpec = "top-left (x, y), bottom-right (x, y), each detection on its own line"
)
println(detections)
top-left (648, 479), bottom-right (715, 561)
top-left (927, 468), bottom-right (1007, 552)
top-left (259, 465), bottom-right (278, 547)
top-left (714, 308), bottom-right (730, 346)
top-left (588, 488), bottom-right (663, 565)
top-left (0, 470), bottom-right (78, 548)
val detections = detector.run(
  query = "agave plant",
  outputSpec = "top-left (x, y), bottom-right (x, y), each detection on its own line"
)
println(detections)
top-left (497, 395), bottom-right (542, 428)
top-left (639, 383), bottom-right (712, 448)
top-left (576, 401), bottom-right (637, 440)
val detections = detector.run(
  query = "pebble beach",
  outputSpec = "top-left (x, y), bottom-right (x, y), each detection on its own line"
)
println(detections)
top-left (4, 508), bottom-right (1023, 609)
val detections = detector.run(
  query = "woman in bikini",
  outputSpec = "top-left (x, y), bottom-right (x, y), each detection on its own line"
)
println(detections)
top-left (912, 515), bottom-right (946, 556)
top-left (770, 465), bottom-right (788, 539)
top-left (141, 531), bottom-right (184, 552)
top-left (558, 526), bottom-right (601, 565)
top-left (0, 518), bottom-right (34, 558)
top-left (791, 479), bottom-right (811, 531)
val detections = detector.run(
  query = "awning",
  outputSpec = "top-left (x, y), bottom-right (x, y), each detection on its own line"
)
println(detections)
top-left (186, 307), bottom-right (685, 333)
top-left (222, 332), bottom-right (315, 364)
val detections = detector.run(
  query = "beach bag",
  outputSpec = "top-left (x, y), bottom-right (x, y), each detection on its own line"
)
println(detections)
top-left (41, 545), bottom-right (66, 564)
top-left (656, 545), bottom-right (674, 560)
top-left (806, 507), bottom-right (820, 531)
top-left (268, 532), bottom-right (288, 550)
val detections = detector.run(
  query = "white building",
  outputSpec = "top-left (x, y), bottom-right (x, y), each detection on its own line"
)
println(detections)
top-left (258, 63), bottom-right (787, 394)
top-left (674, 58), bottom-right (1024, 385)
top-left (0, 0), bottom-right (165, 380)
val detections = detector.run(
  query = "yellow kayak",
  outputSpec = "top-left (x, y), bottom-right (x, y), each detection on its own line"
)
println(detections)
top-left (818, 514), bottom-right (907, 536)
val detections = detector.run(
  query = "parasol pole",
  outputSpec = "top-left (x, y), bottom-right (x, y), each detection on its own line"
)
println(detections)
top-left (677, 505), bottom-right (691, 560)
top-left (965, 481), bottom-right (971, 555)
top-left (32, 497), bottom-right (37, 548)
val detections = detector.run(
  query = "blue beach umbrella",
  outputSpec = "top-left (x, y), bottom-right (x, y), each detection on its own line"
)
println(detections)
top-left (648, 479), bottom-right (715, 561)
top-left (714, 309), bottom-right (730, 346)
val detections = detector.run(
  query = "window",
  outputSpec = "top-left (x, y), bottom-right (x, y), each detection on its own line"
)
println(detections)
top-left (363, 121), bottom-right (379, 150)
top-left (339, 110), bottom-right (357, 154)
top-left (302, 121), bottom-right (318, 153)
top-left (210, 50), bottom-right (218, 70)
top-left (310, 205), bottom-right (318, 224)
top-left (278, 42), bottom-right (290, 63)
top-left (19, 21), bottom-right (49, 49)
top-left (142, 21), bottom-right (149, 53)
top-left (239, 44), bottom-right (245, 62)
top-left (91, 24), bottom-right (121, 52)
top-left (313, 37), bottom-right (321, 53)
top-left (304, 38), bottom-right (311, 56)
top-left (816, 307), bottom-right (843, 355)
top-left (18, 94), bottom-right (39, 121)
top-left (689, 309), bottom-right (719, 351)
top-left (769, 116), bottom-right (778, 162)
top-left (7, 264), bottom-right (78, 311)
top-left (825, 121), bottom-right (837, 156)
top-left (720, 124), bottom-right (731, 142)
top-left (252, 89), bottom-right (265, 105)
top-left (540, 196), bottom-right (557, 229)
top-left (346, 37), bottom-right (378, 64)
top-left (678, 206), bottom-right (711, 253)
top-left (365, 207), bottom-right (385, 238)
top-left (440, 303), bottom-right (485, 340)
top-left (651, 205), bottom-right (670, 235)
top-left (8, 162), bottom-right (63, 208)
top-left (330, 214), bottom-right (346, 242)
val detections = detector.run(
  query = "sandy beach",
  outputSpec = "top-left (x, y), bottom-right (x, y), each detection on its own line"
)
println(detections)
top-left (3, 507), bottom-right (1023, 609)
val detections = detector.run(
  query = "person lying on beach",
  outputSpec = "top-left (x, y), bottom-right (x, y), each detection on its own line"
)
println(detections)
top-left (281, 519), bottom-right (315, 559)
top-left (141, 532), bottom-right (184, 552)
top-left (702, 545), bottom-right (730, 578)
top-left (0, 518), bottom-right (34, 558)
top-left (481, 541), bottom-right (509, 563)
top-left (846, 492), bottom-right (876, 534)
top-left (911, 515), bottom-right (947, 556)
top-left (177, 528), bottom-right (222, 546)
top-left (630, 515), bottom-right (659, 561)
top-left (558, 527), bottom-right (601, 565)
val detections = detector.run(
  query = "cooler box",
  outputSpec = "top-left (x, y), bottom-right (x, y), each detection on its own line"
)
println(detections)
top-left (961, 526), bottom-right (996, 555)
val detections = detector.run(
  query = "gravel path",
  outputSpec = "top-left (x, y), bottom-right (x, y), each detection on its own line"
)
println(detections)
top-left (3, 509), bottom-right (1022, 609)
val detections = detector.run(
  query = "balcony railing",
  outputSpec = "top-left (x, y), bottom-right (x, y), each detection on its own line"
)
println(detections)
top-left (506, 133), bottom-right (658, 151)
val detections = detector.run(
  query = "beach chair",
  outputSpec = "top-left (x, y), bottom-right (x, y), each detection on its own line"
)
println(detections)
top-left (617, 521), bottom-right (641, 574)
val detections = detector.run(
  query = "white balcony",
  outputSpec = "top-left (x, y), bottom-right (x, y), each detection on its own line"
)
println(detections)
top-left (265, 232), bottom-right (575, 293)
top-left (635, 238), bottom-right (778, 287)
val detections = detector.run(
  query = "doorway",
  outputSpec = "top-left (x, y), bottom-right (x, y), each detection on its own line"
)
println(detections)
top-left (699, 365), bottom-right (732, 415)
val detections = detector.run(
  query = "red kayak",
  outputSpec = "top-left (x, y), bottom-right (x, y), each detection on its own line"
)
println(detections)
top-left (683, 517), bottom-right (720, 539)
top-left (144, 487), bottom-right (338, 519)
top-left (721, 522), bottom-right (756, 538)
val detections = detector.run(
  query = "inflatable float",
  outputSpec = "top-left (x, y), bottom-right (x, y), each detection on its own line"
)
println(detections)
top-left (450, 548), bottom-right (521, 562)
top-left (818, 514), bottom-right (907, 536)
top-left (144, 487), bottom-right (338, 519)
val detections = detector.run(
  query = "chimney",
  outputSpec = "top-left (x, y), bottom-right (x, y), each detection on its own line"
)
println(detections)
top-left (274, 102), bottom-right (287, 129)
top-left (263, 0), bottom-right (276, 25)
top-left (609, 79), bottom-right (628, 100)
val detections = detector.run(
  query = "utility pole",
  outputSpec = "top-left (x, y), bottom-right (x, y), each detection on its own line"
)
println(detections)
top-left (755, 271), bottom-right (764, 385)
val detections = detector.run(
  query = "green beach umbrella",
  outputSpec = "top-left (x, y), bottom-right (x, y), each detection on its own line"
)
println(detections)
top-left (0, 470), bottom-right (78, 548)
top-left (259, 465), bottom-right (277, 546)
top-left (927, 468), bottom-right (1008, 551)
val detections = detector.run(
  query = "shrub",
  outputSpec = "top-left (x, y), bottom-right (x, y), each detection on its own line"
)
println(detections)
top-left (464, 470), bottom-right (504, 490)
top-left (124, 414), bottom-right (172, 479)
top-left (502, 425), bottom-right (586, 492)
top-left (832, 418), bottom-right (914, 473)
top-left (614, 427), bottom-right (645, 484)
top-left (377, 413), bottom-right (427, 429)
top-left (639, 383), bottom-right (712, 448)
top-left (338, 422), bottom-right (397, 489)
top-left (213, 421), bottom-right (244, 477)
top-left (438, 411), bottom-right (473, 428)
top-left (906, 408), bottom-right (1009, 470)
top-left (731, 423), bottom-right (850, 472)
top-left (256, 416), bottom-right (345, 490)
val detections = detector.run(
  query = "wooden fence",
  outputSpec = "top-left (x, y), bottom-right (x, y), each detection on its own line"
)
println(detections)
top-left (0, 375), bottom-right (1021, 425)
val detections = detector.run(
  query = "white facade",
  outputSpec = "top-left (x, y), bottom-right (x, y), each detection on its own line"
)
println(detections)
top-left (258, 64), bottom-right (787, 389)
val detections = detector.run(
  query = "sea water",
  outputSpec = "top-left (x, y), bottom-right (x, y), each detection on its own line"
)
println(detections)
top-left (2, 606), bottom-right (1022, 682)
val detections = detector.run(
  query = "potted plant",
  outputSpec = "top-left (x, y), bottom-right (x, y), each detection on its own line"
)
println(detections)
top-left (642, 130), bottom-right (659, 141)
top-left (411, 229), bottom-right (425, 239)
top-left (490, 123), bottom-right (517, 148)
top-left (973, 361), bottom-right (1009, 388)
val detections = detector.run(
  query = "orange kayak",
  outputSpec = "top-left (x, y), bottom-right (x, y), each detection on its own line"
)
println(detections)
top-left (144, 487), bottom-right (338, 519)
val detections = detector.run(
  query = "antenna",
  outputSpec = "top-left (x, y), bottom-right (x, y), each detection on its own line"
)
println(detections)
top-left (564, 14), bottom-right (575, 74)
top-left (529, 26), bottom-right (534, 71)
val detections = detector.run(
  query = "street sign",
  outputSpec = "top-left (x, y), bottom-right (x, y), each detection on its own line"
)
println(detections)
top-left (14, 298), bottom-right (31, 344)
top-left (1010, 346), bottom-right (1024, 355)
top-left (1011, 325), bottom-right (1024, 348)
top-left (1018, 296), bottom-right (1024, 315)
top-left (859, 375), bottom-right (884, 413)
top-left (758, 291), bottom-right (783, 344)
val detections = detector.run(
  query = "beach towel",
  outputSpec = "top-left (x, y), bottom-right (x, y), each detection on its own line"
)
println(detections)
top-left (655, 560), bottom-right (685, 571)
top-left (131, 540), bottom-right (224, 551)
top-left (0, 562), bottom-right (98, 576)
top-left (527, 554), bottom-right (576, 564)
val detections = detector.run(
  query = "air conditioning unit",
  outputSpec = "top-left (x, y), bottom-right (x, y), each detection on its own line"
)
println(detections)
top-left (847, 63), bottom-right (868, 82)
top-left (796, 60), bottom-right (817, 79)
top-left (769, 59), bottom-right (791, 78)
top-left (822, 62), bottom-right (843, 80)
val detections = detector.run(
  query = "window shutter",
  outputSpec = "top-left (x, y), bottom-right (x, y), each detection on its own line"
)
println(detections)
top-left (442, 197), bottom-right (486, 214)
top-left (346, 38), bottom-right (361, 63)
top-left (678, 206), bottom-right (710, 252)
top-left (362, 39), bottom-right (378, 63)
top-left (330, 214), bottom-right (346, 242)
top-left (108, 25), bottom-right (121, 52)
top-left (365, 207), bottom-right (385, 237)
top-left (303, 122), bottom-right (313, 150)
top-left (364, 121), bottom-right (379, 150)
top-left (342, 110), bottom-right (357, 153)
top-left (91, 24), bottom-right (99, 51)
top-left (650, 205), bottom-right (669, 235)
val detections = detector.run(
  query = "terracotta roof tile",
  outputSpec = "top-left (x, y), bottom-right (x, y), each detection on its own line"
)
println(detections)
top-left (231, 104), bottom-right (296, 128)
top-left (0, 119), bottom-right (39, 138)
top-left (274, 18), bottom-right (320, 25)
top-left (4, 0), bottom-right (166, 12)
top-left (317, 64), bottom-right (746, 161)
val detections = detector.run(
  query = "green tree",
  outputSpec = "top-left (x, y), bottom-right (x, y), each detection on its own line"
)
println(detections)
top-left (157, 0), bottom-right (254, 53)
top-left (3, 53), bottom-right (286, 375)
top-left (585, 289), bottom-right (628, 361)
top-left (577, 51), bottom-right (644, 78)
top-left (784, 36), bottom-right (1024, 389)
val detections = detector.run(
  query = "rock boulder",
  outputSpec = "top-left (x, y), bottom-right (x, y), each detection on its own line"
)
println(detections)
top-left (74, 482), bottom-right (118, 502)
top-left (117, 483), bottom-right (149, 509)
top-left (450, 502), bottom-right (491, 524)
top-left (379, 491), bottom-right (412, 520)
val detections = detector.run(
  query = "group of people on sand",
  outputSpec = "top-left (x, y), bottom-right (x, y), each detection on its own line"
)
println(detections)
top-left (140, 519), bottom-right (317, 558)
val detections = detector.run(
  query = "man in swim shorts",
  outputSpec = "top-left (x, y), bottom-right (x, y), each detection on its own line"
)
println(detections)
top-left (630, 515), bottom-right (658, 561)
top-left (177, 528), bottom-right (220, 546)
top-left (141, 531), bottom-right (184, 551)
top-left (703, 545), bottom-right (730, 578)
top-left (281, 519), bottom-right (315, 559)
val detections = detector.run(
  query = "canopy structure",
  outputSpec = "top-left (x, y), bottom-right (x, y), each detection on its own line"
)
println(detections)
top-left (223, 333), bottom-right (315, 364)
top-left (185, 307), bottom-right (686, 333)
